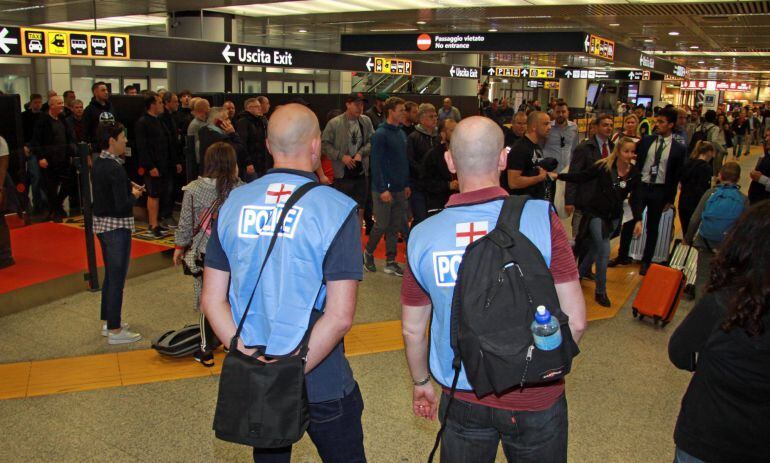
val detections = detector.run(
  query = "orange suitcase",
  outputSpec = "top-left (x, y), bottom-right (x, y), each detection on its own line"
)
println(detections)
top-left (632, 264), bottom-right (685, 327)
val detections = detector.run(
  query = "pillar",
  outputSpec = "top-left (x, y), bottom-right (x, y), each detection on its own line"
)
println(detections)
top-left (330, 71), bottom-right (352, 94)
top-left (440, 54), bottom-right (478, 97)
top-left (48, 59), bottom-right (71, 93)
top-left (167, 12), bottom-right (237, 93)
top-left (638, 80), bottom-right (663, 108)
top-left (558, 78), bottom-right (587, 110)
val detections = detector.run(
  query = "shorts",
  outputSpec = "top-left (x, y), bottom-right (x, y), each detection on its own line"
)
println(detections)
top-left (143, 174), bottom-right (167, 199)
top-left (333, 176), bottom-right (367, 208)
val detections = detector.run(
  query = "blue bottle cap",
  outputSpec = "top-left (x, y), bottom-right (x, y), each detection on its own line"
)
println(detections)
top-left (535, 305), bottom-right (551, 324)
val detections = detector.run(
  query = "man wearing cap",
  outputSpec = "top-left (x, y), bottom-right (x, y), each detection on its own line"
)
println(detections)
top-left (365, 93), bottom-right (388, 130)
top-left (322, 93), bottom-right (375, 225)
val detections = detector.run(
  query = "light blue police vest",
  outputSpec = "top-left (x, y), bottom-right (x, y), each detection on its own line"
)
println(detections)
top-left (217, 171), bottom-right (357, 356)
top-left (407, 197), bottom-right (552, 390)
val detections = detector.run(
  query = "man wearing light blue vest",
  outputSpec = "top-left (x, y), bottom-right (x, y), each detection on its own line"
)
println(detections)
top-left (401, 116), bottom-right (586, 462)
top-left (201, 104), bottom-right (366, 462)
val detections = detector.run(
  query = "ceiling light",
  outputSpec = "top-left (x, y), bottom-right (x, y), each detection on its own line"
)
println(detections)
top-left (644, 39), bottom-right (654, 43)
top-left (416, 21), bottom-right (426, 25)
top-left (298, 29), bottom-right (307, 33)
top-left (697, 61), bottom-right (705, 64)
top-left (689, 45), bottom-right (699, 49)
top-left (714, 58), bottom-right (722, 61)
top-left (369, 28), bottom-right (418, 32)
top-left (609, 23), bottom-right (620, 27)
top-left (488, 28), bottom-right (498, 32)
top-left (668, 31), bottom-right (680, 36)
top-left (40, 14), bottom-right (167, 29)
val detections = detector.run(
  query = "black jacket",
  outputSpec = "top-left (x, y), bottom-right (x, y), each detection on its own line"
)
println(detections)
top-left (421, 141), bottom-right (453, 211)
top-left (134, 113), bottom-right (171, 173)
top-left (406, 125), bottom-right (440, 191)
top-left (558, 162), bottom-right (641, 221)
top-left (30, 113), bottom-right (76, 165)
top-left (198, 125), bottom-right (247, 175)
top-left (235, 111), bottom-right (268, 176)
top-left (748, 151), bottom-right (770, 204)
top-left (669, 290), bottom-right (770, 463)
top-left (159, 110), bottom-right (183, 168)
top-left (566, 136), bottom-right (614, 208)
top-left (65, 115), bottom-right (87, 144)
top-left (21, 110), bottom-right (42, 144)
top-left (82, 97), bottom-right (114, 144)
top-left (92, 155), bottom-right (134, 218)
top-left (636, 135), bottom-right (687, 204)
top-left (678, 158), bottom-right (712, 215)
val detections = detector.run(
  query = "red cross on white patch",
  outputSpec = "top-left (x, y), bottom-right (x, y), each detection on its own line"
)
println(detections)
top-left (265, 183), bottom-right (295, 205)
top-left (455, 221), bottom-right (488, 247)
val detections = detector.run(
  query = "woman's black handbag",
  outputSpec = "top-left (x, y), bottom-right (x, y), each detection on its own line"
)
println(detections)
top-left (213, 182), bottom-right (320, 448)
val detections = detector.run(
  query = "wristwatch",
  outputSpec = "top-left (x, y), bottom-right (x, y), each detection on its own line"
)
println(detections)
top-left (413, 375), bottom-right (431, 386)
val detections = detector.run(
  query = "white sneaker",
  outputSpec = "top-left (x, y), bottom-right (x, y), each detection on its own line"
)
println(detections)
top-left (107, 328), bottom-right (142, 345)
top-left (101, 322), bottom-right (129, 337)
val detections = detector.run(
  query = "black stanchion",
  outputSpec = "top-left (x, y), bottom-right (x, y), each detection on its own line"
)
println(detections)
top-left (77, 142), bottom-right (100, 291)
top-left (185, 135), bottom-right (197, 183)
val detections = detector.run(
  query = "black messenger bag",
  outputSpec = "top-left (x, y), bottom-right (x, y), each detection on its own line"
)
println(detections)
top-left (213, 182), bottom-right (319, 448)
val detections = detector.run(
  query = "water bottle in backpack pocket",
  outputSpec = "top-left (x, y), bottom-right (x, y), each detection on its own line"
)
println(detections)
top-left (531, 306), bottom-right (562, 351)
top-left (698, 185), bottom-right (745, 245)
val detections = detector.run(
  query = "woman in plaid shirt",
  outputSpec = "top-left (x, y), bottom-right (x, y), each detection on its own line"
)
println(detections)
top-left (173, 142), bottom-right (242, 366)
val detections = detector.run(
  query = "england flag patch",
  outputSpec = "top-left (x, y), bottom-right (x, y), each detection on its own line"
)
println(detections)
top-left (265, 183), bottom-right (296, 205)
top-left (455, 221), bottom-right (488, 247)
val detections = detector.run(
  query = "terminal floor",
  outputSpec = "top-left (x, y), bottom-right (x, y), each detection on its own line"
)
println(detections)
top-left (0, 147), bottom-right (762, 462)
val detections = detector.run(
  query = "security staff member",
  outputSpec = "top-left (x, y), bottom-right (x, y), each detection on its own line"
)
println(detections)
top-left (201, 104), bottom-right (366, 463)
top-left (402, 117), bottom-right (586, 462)
top-left (635, 106), bottom-right (687, 275)
top-left (135, 91), bottom-right (172, 238)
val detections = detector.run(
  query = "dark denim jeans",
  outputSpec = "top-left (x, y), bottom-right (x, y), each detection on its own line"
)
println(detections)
top-left (97, 228), bottom-right (132, 330)
top-left (26, 154), bottom-right (48, 213)
top-left (252, 383), bottom-right (366, 463)
top-left (438, 393), bottom-right (568, 463)
top-left (674, 447), bottom-right (706, 463)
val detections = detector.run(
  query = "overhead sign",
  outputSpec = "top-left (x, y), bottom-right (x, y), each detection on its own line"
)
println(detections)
top-left (16, 27), bottom-right (128, 59)
top-left (449, 65), bottom-right (479, 79)
top-left (639, 55), bottom-right (655, 69)
top-left (627, 70), bottom-right (652, 80)
top-left (484, 66), bottom-right (555, 79)
top-left (0, 26), bottom-right (21, 55)
top-left (564, 69), bottom-right (609, 80)
top-left (372, 57), bottom-right (412, 75)
top-left (672, 65), bottom-right (687, 78)
top-left (527, 80), bottom-right (544, 89)
top-left (544, 81), bottom-right (560, 90)
top-left (342, 32), bottom-right (588, 54)
top-left (682, 81), bottom-right (751, 92)
top-left (584, 34), bottom-right (615, 61)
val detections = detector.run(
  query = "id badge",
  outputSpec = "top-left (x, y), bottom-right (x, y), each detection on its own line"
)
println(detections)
top-left (650, 165), bottom-right (658, 177)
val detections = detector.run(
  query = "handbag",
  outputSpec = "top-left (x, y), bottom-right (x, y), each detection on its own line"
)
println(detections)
top-left (213, 181), bottom-right (320, 448)
top-left (181, 194), bottom-right (221, 277)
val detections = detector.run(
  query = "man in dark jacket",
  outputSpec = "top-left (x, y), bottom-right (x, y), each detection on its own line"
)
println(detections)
top-left (22, 93), bottom-right (47, 213)
top-left (135, 91), bottom-right (172, 238)
top-left (635, 106), bottom-right (687, 275)
top-left (365, 93), bottom-right (387, 129)
top-left (566, 114), bottom-right (615, 239)
top-left (406, 103), bottom-right (440, 227)
top-left (83, 81), bottom-right (113, 146)
top-left (159, 91), bottom-right (184, 226)
top-left (235, 98), bottom-right (268, 181)
top-left (421, 118), bottom-right (458, 216)
top-left (30, 95), bottom-right (76, 221)
top-left (198, 106), bottom-right (247, 180)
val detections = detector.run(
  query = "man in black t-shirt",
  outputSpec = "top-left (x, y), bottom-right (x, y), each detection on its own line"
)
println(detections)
top-left (505, 111), bottom-right (551, 200)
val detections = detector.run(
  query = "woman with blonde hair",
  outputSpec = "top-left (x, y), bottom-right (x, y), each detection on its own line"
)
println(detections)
top-left (173, 141), bottom-right (242, 366)
top-left (611, 114), bottom-right (641, 145)
top-left (550, 137), bottom-right (642, 307)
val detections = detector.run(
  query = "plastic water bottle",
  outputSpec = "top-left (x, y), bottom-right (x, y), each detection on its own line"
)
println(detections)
top-left (531, 305), bottom-right (562, 351)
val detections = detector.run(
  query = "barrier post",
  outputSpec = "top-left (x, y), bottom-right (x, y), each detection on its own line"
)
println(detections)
top-left (77, 142), bottom-right (100, 291)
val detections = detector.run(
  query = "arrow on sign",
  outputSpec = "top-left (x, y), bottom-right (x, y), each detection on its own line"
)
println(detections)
top-left (584, 35), bottom-right (590, 52)
top-left (450, 66), bottom-right (455, 77)
top-left (487, 67), bottom-right (495, 75)
top-left (0, 28), bottom-right (19, 54)
top-left (222, 44), bottom-right (235, 63)
top-left (565, 70), bottom-right (572, 78)
top-left (521, 69), bottom-right (529, 77)
top-left (628, 71), bottom-right (636, 79)
top-left (366, 57), bottom-right (373, 72)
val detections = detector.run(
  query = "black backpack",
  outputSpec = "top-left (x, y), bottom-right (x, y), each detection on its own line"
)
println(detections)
top-left (688, 124), bottom-right (714, 155)
top-left (429, 196), bottom-right (580, 460)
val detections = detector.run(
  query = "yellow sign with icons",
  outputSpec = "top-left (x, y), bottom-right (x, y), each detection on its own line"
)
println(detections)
top-left (529, 68), bottom-right (556, 79)
top-left (20, 27), bottom-right (129, 59)
top-left (374, 57), bottom-right (412, 75)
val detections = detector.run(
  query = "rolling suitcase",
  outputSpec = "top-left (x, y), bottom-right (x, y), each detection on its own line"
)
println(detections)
top-left (628, 207), bottom-right (675, 263)
top-left (669, 239), bottom-right (698, 298)
top-left (632, 264), bottom-right (685, 327)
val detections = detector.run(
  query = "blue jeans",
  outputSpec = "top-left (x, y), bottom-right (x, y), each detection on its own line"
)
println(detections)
top-left (734, 134), bottom-right (749, 157)
top-left (26, 154), bottom-right (48, 212)
top-left (578, 217), bottom-right (617, 295)
top-left (438, 393), bottom-right (568, 463)
top-left (252, 383), bottom-right (366, 463)
top-left (97, 228), bottom-right (132, 330)
top-left (674, 447), bottom-right (706, 463)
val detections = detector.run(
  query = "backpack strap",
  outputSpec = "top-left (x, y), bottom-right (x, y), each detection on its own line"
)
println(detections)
top-left (487, 195), bottom-right (529, 248)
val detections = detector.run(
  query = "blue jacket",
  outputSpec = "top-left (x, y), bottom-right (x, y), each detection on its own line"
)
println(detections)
top-left (371, 122), bottom-right (409, 193)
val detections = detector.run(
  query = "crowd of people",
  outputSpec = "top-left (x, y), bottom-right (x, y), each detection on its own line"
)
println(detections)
top-left (2, 82), bottom-right (769, 462)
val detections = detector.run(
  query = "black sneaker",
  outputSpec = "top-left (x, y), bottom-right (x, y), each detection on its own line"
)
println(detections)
top-left (608, 256), bottom-right (632, 268)
top-left (363, 253), bottom-right (377, 273)
top-left (595, 292), bottom-right (611, 307)
top-left (151, 226), bottom-right (165, 239)
top-left (639, 261), bottom-right (651, 276)
top-left (384, 261), bottom-right (404, 277)
top-left (193, 350), bottom-right (215, 367)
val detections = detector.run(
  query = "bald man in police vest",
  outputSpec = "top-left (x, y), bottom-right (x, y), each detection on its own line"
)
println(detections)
top-left (402, 116), bottom-right (586, 462)
top-left (202, 104), bottom-right (366, 462)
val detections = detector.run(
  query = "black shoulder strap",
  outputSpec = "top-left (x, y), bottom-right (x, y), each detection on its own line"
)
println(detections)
top-left (487, 195), bottom-right (528, 248)
top-left (232, 181), bottom-right (321, 344)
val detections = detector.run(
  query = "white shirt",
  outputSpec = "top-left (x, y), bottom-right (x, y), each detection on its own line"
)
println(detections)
top-left (642, 135), bottom-right (673, 185)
